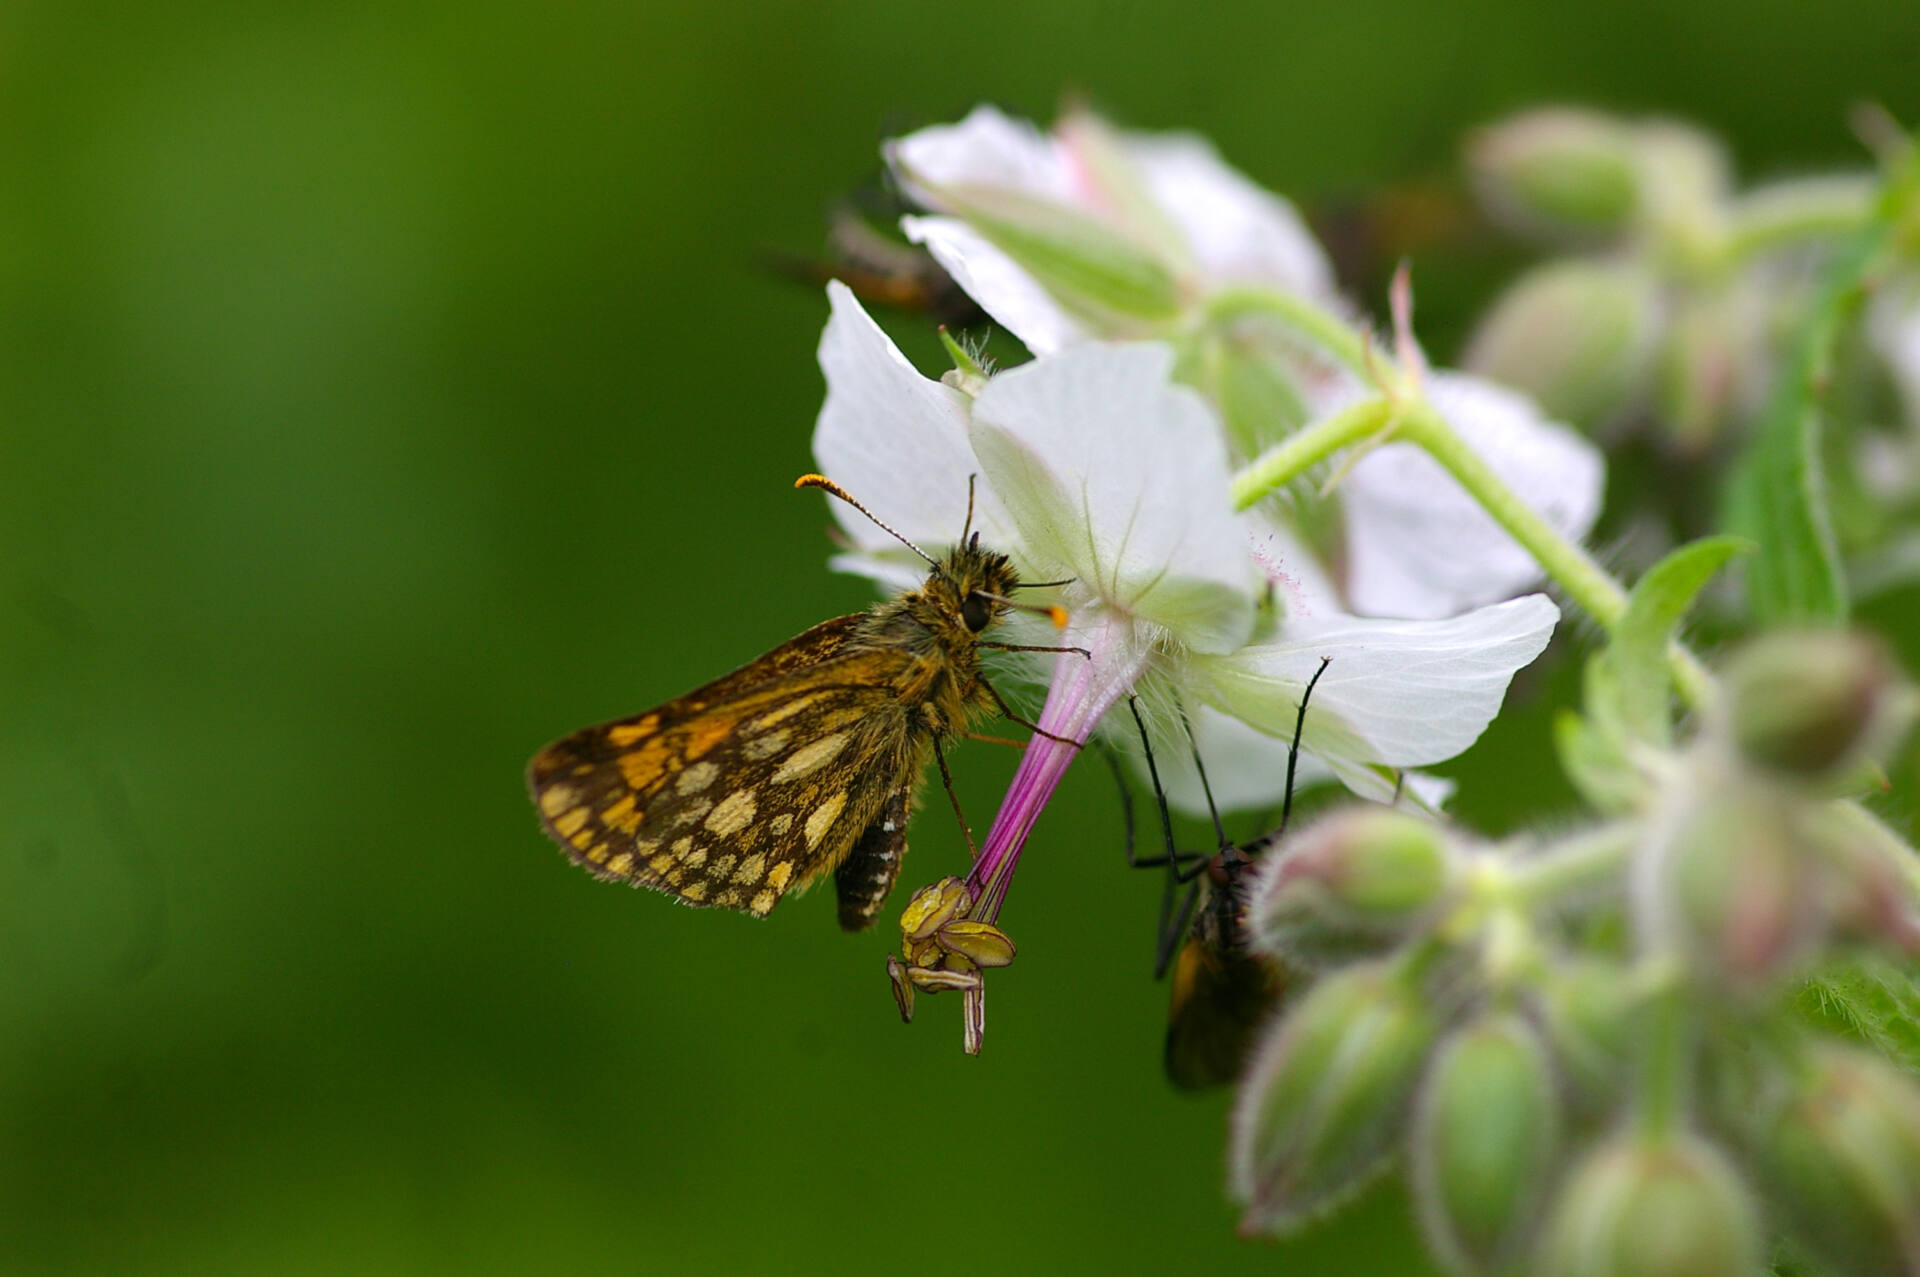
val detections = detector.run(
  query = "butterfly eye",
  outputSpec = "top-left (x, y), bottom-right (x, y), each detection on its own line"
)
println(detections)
top-left (961, 593), bottom-right (994, 633)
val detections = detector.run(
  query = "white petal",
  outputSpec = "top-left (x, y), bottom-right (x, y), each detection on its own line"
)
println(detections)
top-left (885, 104), bottom-right (1074, 206)
top-left (969, 343), bottom-right (1260, 653)
top-left (812, 282), bottom-right (1013, 554)
top-left (1193, 594), bottom-right (1559, 767)
top-left (1869, 277), bottom-right (1920, 430)
top-left (1341, 372), bottom-right (1605, 619)
top-left (1241, 507), bottom-right (1343, 617)
top-left (1113, 702), bottom-right (1455, 818)
top-left (1125, 131), bottom-right (1335, 301)
top-left (901, 214), bottom-right (1088, 355)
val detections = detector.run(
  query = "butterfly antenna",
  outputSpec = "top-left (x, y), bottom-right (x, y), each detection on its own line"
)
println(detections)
top-left (1278, 657), bottom-right (1332, 836)
top-left (795, 474), bottom-right (938, 568)
top-left (962, 473), bottom-right (978, 543)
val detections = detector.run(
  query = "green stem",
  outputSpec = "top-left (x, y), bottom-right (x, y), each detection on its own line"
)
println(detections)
top-left (1722, 178), bottom-right (1876, 265)
top-left (1633, 984), bottom-right (1692, 1140)
top-left (1232, 397), bottom-right (1717, 710)
top-left (1202, 286), bottom-right (1371, 374)
top-left (1508, 822), bottom-right (1638, 907)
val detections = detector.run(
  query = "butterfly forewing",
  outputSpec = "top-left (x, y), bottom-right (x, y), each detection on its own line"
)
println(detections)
top-left (528, 617), bottom-right (928, 923)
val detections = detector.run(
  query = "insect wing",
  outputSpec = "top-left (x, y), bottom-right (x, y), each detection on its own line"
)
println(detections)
top-left (527, 615), bottom-right (915, 920)
top-left (1163, 930), bottom-right (1288, 1091)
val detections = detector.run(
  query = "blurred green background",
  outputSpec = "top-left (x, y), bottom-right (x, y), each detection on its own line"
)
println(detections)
top-left (5, 2), bottom-right (1919, 1273)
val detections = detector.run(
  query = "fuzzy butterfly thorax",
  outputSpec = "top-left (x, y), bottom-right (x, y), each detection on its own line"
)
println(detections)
top-left (527, 533), bottom-right (1027, 932)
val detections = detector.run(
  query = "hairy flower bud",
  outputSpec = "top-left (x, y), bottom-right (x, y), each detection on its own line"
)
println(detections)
top-left (1230, 960), bottom-right (1440, 1233)
top-left (1653, 285), bottom-right (1767, 455)
top-left (1723, 629), bottom-right (1915, 785)
top-left (1540, 1133), bottom-right (1761, 1277)
top-left (1464, 260), bottom-right (1662, 428)
top-left (1411, 1012), bottom-right (1563, 1273)
top-left (1752, 1044), bottom-right (1920, 1276)
top-left (1535, 956), bottom-right (1636, 1109)
top-left (1649, 783), bottom-right (1825, 992)
top-left (1247, 807), bottom-right (1458, 968)
top-left (1466, 108), bottom-right (1642, 243)
top-left (1798, 802), bottom-right (1920, 955)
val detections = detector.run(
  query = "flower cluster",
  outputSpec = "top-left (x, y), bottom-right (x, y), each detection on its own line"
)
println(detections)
top-left (786, 99), bottom-right (1920, 1274)
top-left (810, 105), bottom-right (1618, 1047)
top-left (1229, 618), bottom-right (1920, 1274)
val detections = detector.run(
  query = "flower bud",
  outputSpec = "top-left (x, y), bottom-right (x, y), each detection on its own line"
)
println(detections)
top-left (1798, 801), bottom-right (1920, 955)
top-left (1723, 629), bottom-right (1915, 785)
top-left (914, 182), bottom-right (1183, 330)
top-left (1231, 960), bottom-right (1439, 1233)
top-left (1411, 1013), bottom-right (1563, 1273)
top-left (1752, 1045), bottom-right (1920, 1276)
top-left (1534, 956), bottom-right (1636, 1109)
top-left (1247, 807), bottom-right (1458, 969)
top-left (1539, 1133), bottom-right (1761, 1277)
top-left (1650, 783), bottom-right (1825, 992)
top-left (1654, 290), bottom-right (1764, 455)
top-left (1462, 260), bottom-right (1661, 429)
top-left (1466, 108), bottom-right (1642, 243)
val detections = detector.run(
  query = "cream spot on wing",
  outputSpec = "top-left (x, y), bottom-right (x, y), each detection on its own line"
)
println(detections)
top-left (675, 762), bottom-right (719, 795)
top-left (750, 695), bottom-right (825, 733)
top-left (648, 852), bottom-right (675, 875)
top-left (712, 853), bottom-right (738, 878)
top-left (606, 852), bottom-right (634, 876)
top-left (771, 732), bottom-right (849, 783)
top-left (804, 791), bottom-right (847, 849)
top-left (552, 806), bottom-right (590, 838)
top-left (681, 881), bottom-right (709, 902)
top-left (703, 789), bottom-right (757, 838)
top-left (766, 862), bottom-right (794, 892)
top-left (670, 798), bottom-right (712, 828)
top-left (539, 785), bottom-right (577, 817)
top-left (671, 836), bottom-right (693, 856)
top-left (713, 887), bottom-right (742, 907)
top-left (733, 853), bottom-right (767, 884)
top-left (749, 890), bottom-right (776, 915)
top-left (743, 730), bottom-right (789, 761)
top-left (768, 813), bottom-right (793, 837)
top-left (682, 845), bottom-right (706, 867)
top-left (585, 844), bottom-right (610, 864)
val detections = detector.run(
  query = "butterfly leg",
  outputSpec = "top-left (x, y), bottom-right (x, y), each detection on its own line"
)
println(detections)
top-left (930, 737), bottom-right (976, 858)
top-left (976, 674), bottom-right (1082, 747)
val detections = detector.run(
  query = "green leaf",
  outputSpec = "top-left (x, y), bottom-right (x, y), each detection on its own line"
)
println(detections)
top-left (1608, 536), bottom-right (1748, 744)
top-left (1797, 957), bottom-right (1920, 1074)
top-left (1552, 707), bottom-right (1642, 815)
top-left (1722, 227), bottom-right (1885, 624)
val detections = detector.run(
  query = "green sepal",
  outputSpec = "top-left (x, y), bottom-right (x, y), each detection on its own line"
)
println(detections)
top-left (937, 184), bottom-right (1183, 326)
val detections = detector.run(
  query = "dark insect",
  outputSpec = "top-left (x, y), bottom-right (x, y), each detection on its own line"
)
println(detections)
top-left (760, 201), bottom-right (989, 330)
top-left (1113, 657), bottom-right (1331, 1088)
top-left (528, 475), bottom-right (1073, 931)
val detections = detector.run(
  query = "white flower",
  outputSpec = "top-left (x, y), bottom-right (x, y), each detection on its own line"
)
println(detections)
top-left (886, 104), bottom-right (1335, 355)
top-left (885, 105), bottom-right (1604, 624)
top-left (813, 282), bottom-right (1561, 834)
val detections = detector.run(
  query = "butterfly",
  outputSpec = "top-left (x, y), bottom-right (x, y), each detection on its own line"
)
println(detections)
top-left (1114, 657), bottom-right (1331, 1088)
top-left (527, 474), bottom-right (1070, 931)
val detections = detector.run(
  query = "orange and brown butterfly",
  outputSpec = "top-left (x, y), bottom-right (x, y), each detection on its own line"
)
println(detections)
top-left (527, 475), bottom-right (1068, 931)
top-left (1117, 658), bottom-right (1330, 1089)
